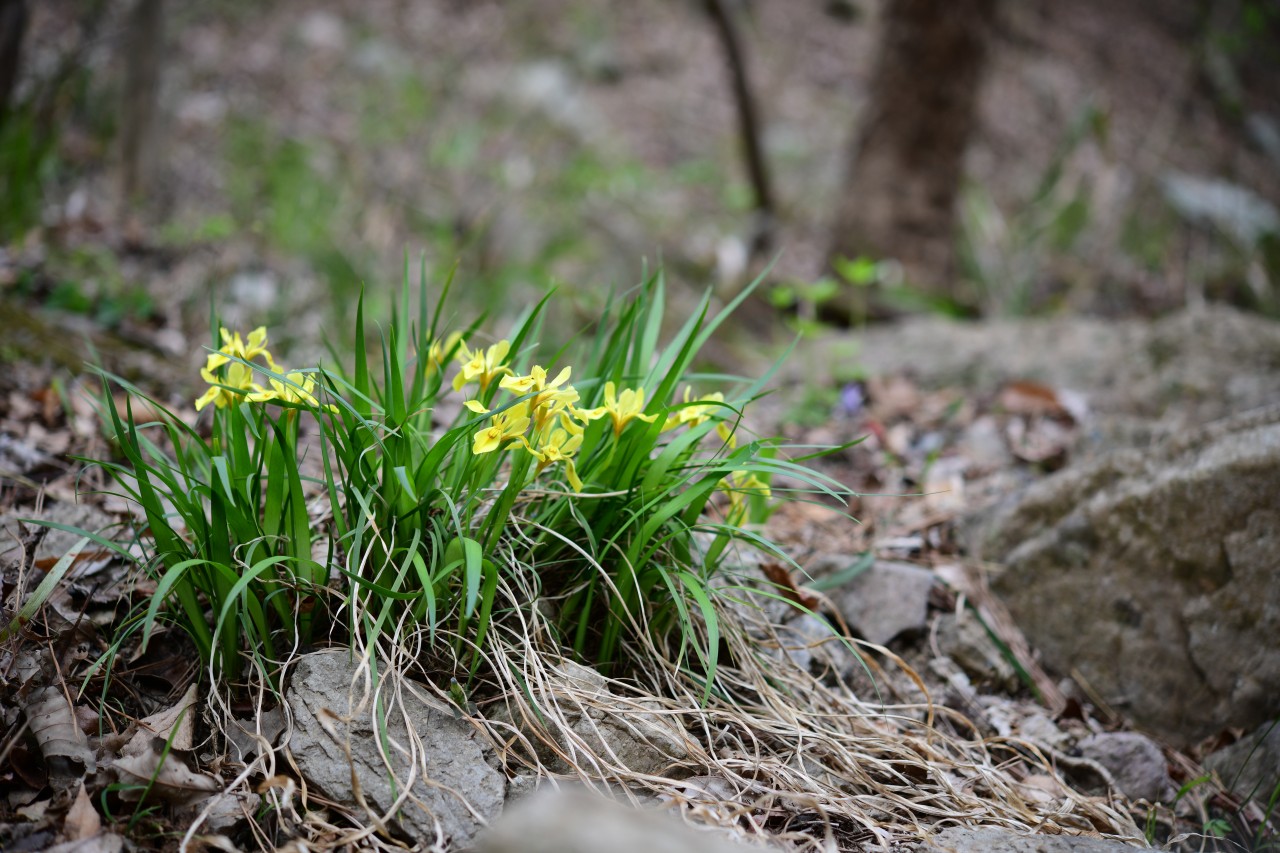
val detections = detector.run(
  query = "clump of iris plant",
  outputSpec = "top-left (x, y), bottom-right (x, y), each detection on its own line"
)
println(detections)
top-left (75, 273), bottom-right (849, 689)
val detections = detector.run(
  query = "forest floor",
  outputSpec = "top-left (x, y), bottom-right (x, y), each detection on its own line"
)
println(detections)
top-left (2, 0), bottom-right (1279, 850)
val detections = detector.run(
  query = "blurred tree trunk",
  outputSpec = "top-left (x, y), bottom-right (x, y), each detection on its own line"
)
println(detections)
top-left (0, 0), bottom-right (27, 124)
top-left (120, 0), bottom-right (165, 204)
top-left (702, 0), bottom-right (777, 258)
top-left (826, 0), bottom-right (995, 322)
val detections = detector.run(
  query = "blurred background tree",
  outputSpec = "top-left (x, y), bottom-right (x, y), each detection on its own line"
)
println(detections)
top-left (0, 0), bottom-right (1277, 345)
top-left (825, 0), bottom-right (996, 323)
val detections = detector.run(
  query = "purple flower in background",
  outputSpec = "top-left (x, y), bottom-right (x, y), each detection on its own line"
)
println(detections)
top-left (837, 382), bottom-right (865, 418)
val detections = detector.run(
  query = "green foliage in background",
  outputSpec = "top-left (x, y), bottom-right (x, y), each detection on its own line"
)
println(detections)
top-left (0, 103), bottom-right (59, 243)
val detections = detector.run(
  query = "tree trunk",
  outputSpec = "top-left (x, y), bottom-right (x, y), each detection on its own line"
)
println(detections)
top-left (826, 0), bottom-right (995, 322)
top-left (120, 0), bottom-right (165, 204)
top-left (0, 0), bottom-right (27, 124)
top-left (703, 0), bottom-right (777, 258)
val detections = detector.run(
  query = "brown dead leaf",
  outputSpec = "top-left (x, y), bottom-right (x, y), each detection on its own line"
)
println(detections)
top-left (65, 781), bottom-right (101, 841)
top-left (35, 549), bottom-right (115, 574)
top-left (130, 683), bottom-right (199, 751)
top-left (113, 745), bottom-right (221, 806)
top-left (20, 667), bottom-right (97, 776)
top-left (998, 380), bottom-right (1067, 418)
top-left (997, 381), bottom-right (1088, 424)
top-left (759, 562), bottom-right (821, 610)
top-left (1018, 773), bottom-right (1069, 805)
top-left (29, 386), bottom-right (63, 428)
top-left (16, 797), bottom-right (50, 821)
top-left (110, 684), bottom-right (219, 806)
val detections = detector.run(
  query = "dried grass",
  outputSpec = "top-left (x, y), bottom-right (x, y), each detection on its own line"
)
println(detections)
top-left (191, 538), bottom-right (1148, 852)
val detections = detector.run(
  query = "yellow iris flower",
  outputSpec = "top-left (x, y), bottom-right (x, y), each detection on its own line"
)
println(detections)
top-left (500, 365), bottom-right (578, 429)
top-left (471, 401), bottom-right (531, 455)
top-left (453, 339), bottom-right (512, 394)
top-left (583, 381), bottom-right (658, 438)
top-left (204, 326), bottom-right (278, 372)
top-left (195, 360), bottom-right (268, 411)
top-left (663, 387), bottom-right (724, 430)
top-left (264, 371), bottom-right (338, 412)
top-left (521, 415), bottom-right (585, 491)
top-left (195, 326), bottom-right (280, 411)
top-left (664, 386), bottom-right (736, 447)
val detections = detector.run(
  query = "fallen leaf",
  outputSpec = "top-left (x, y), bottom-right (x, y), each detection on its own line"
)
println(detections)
top-left (113, 744), bottom-right (221, 806)
top-left (1018, 773), bottom-right (1068, 804)
top-left (22, 683), bottom-right (97, 775)
top-left (65, 781), bottom-right (101, 841)
top-left (16, 798), bottom-right (50, 821)
top-left (1005, 417), bottom-right (1073, 469)
top-left (997, 380), bottom-right (1087, 424)
top-left (129, 683), bottom-right (199, 752)
top-left (759, 562), bottom-right (821, 610)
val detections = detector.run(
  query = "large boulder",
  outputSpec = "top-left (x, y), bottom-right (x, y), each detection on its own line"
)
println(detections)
top-left (285, 651), bottom-right (506, 847)
top-left (971, 407), bottom-right (1280, 746)
top-left (842, 305), bottom-right (1280, 434)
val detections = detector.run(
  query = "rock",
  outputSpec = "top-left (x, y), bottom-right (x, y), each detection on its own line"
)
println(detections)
top-left (1204, 721), bottom-right (1280, 803)
top-left (974, 407), bottom-right (1280, 746)
top-left (777, 613), bottom-right (861, 679)
top-left (823, 558), bottom-right (936, 645)
top-left (1161, 172), bottom-right (1280, 246)
top-left (495, 660), bottom-right (689, 777)
top-left (1247, 113), bottom-right (1280, 174)
top-left (934, 613), bottom-right (1018, 692)
top-left (711, 546), bottom-right (801, 627)
top-left (476, 788), bottom-right (755, 853)
top-left (1017, 711), bottom-right (1072, 752)
top-left (915, 826), bottom-right (1143, 852)
top-left (1076, 732), bottom-right (1172, 802)
top-left (285, 651), bottom-right (505, 847)
top-left (297, 11), bottom-right (346, 53)
top-left (828, 305), bottom-right (1280, 438)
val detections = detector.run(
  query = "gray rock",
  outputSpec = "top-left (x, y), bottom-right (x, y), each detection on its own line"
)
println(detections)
top-left (975, 407), bottom-right (1280, 746)
top-left (476, 788), bottom-right (755, 853)
top-left (1161, 171), bottom-right (1280, 246)
top-left (1076, 732), bottom-right (1172, 803)
top-left (711, 546), bottom-right (801, 627)
top-left (495, 660), bottom-right (689, 778)
top-left (935, 613), bottom-right (1019, 692)
top-left (916, 826), bottom-right (1144, 852)
top-left (285, 651), bottom-right (505, 847)
top-left (777, 613), bottom-right (861, 679)
top-left (1247, 113), bottom-right (1280, 174)
top-left (1204, 721), bottom-right (1280, 803)
top-left (827, 305), bottom-right (1280, 438)
top-left (826, 559), bottom-right (936, 645)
